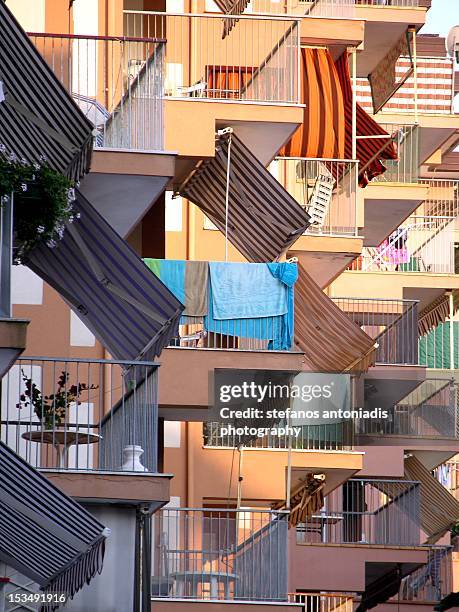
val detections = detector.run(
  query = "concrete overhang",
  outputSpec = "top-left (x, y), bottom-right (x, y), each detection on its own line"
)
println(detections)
top-left (300, 15), bottom-right (365, 48)
top-left (0, 318), bottom-right (29, 378)
top-left (81, 149), bottom-right (177, 237)
top-left (331, 270), bottom-right (459, 311)
top-left (355, 6), bottom-right (427, 77)
top-left (363, 183), bottom-right (429, 246)
top-left (289, 237), bottom-right (364, 289)
top-left (291, 539), bottom-right (429, 593)
top-left (158, 347), bottom-right (307, 419)
top-left (41, 470), bottom-right (172, 509)
top-left (372, 113), bottom-right (459, 166)
top-left (164, 98), bottom-right (303, 185)
top-left (200, 447), bottom-right (364, 506)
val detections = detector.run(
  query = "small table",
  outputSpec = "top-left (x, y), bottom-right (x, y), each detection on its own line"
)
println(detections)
top-left (171, 570), bottom-right (238, 600)
top-left (21, 430), bottom-right (101, 468)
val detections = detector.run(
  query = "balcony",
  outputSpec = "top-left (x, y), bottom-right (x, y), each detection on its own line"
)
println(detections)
top-left (296, 478), bottom-right (421, 546)
top-left (0, 357), bottom-right (169, 504)
top-left (1, 356), bottom-right (160, 471)
top-left (356, 378), bottom-right (458, 439)
top-left (274, 158), bottom-right (359, 237)
top-left (122, 10), bottom-right (303, 162)
top-left (204, 420), bottom-right (354, 451)
top-left (398, 545), bottom-right (453, 604)
top-left (152, 507), bottom-right (288, 601)
top-left (333, 297), bottom-right (419, 365)
top-left (353, 179), bottom-right (459, 274)
top-left (356, 0), bottom-right (421, 5)
top-left (124, 11), bottom-right (299, 105)
top-left (370, 124), bottom-right (420, 184)
top-left (29, 32), bottom-right (165, 151)
top-left (289, 593), bottom-right (354, 612)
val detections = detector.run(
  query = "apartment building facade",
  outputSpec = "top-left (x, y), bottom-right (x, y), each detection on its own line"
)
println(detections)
top-left (1, 0), bottom-right (459, 611)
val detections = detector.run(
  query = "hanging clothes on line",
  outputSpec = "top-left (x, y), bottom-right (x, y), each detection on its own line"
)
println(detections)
top-left (144, 259), bottom-right (208, 317)
top-left (206, 261), bottom-right (297, 350)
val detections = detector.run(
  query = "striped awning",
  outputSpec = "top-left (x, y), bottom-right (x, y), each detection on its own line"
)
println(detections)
top-left (279, 47), bottom-right (345, 159)
top-left (336, 53), bottom-right (397, 187)
top-left (405, 455), bottom-right (459, 544)
top-left (25, 191), bottom-right (183, 363)
top-left (214, 0), bottom-right (251, 38)
top-left (0, 441), bottom-right (107, 600)
top-left (279, 49), bottom-right (397, 187)
top-left (180, 131), bottom-right (311, 262)
top-left (294, 263), bottom-right (377, 372)
top-left (368, 30), bottom-right (414, 114)
top-left (0, 2), bottom-right (93, 180)
top-left (418, 291), bottom-right (458, 337)
top-left (273, 473), bottom-right (326, 528)
top-left (335, 53), bottom-right (398, 187)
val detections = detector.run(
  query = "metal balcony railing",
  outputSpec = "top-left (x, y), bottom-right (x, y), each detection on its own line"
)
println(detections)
top-left (370, 123), bottom-right (419, 183)
top-left (356, 378), bottom-right (458, 438)
top-left (273, 158), bottom-right (359, 237)
top-left (332, 297), bottom-right (419, 365)
top-left (124, 11), bottom-right (300, 104)
top-left (171, 316), bottom-right (297, 351)
top-left (399, 546), bottom-right (453, 603)
top-left (203, 0), bottom-right (355, 17)
top-left (353, 216), bottom-right (457, 274)
top-left (296, 478), bottom-right (421, 546)
top-left (203, 420), bottom-right (354, 450)
top-left (289, 593), bottom-right (354, 612)
top-left (28, 32), bottom-right (165, 150)
top-left (152, 507), bottom-right (288, 601)
top-left (421, 179), bottom-right (459, 218)
top-left (0, 357), bottom-right (159, 472)
top-left (356, 0), bottom-right (419, 6)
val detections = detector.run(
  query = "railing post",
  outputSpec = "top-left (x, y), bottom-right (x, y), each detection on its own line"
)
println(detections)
top-left (0, 192), bottom-right (13, 318)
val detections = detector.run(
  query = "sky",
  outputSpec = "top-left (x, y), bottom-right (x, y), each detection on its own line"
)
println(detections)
top-left (420, 0), bottom-right (459, 38)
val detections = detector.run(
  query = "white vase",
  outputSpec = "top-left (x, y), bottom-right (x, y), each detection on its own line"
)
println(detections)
top-left (120, 445), bottom-right (148, 472)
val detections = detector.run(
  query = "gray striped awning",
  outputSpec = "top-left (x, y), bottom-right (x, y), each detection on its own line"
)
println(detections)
top-left (0, 441), bottom-right (107, 601)
top-left (0, 2), bottom-right (93, 180)
top-left (25, 191), bottom-right (183, 362)
top-left (180, 131), bottom-right (311, 262)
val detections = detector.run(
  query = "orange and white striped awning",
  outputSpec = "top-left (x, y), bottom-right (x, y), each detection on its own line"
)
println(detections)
top-left (278, 49), bottom-right (398, 187)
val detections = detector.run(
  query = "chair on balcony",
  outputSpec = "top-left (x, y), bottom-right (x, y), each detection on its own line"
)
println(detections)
top-left (304, 162), bottom-right (335, 228)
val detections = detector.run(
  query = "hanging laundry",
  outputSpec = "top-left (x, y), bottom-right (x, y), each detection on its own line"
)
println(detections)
top-left (378, 228), bottom-right (409, 266)
top-left (205, 262), bottom-right (297, 351)
top-left (184, 261), bottom-right (208, 316)
top-left (209, 262), bottom-right (288, 320)
top-left (144, 259), bottom-right (186, 303)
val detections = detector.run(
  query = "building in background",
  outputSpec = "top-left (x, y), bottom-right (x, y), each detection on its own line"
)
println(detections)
top-left (1, 0), bottom-right (459, 611)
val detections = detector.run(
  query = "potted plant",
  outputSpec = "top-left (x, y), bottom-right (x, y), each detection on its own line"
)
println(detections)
top-left (17, 370), bottom-right (98, 430)
top-left (0, 147), bottom-right (78, 263)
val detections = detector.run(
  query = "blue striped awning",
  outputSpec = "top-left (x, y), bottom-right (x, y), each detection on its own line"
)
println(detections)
top-left (0, 441), bottom-right (108, 602)
top-left (0, 2), bottom-right (93, 180)
top-left (25, 191), bottom-right (183, 362)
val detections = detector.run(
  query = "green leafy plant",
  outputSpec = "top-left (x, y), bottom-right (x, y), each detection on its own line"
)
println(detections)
top-left (0, 147), bottom-right (77, 262)
top-left (16, 370), bottom-right (98, 430)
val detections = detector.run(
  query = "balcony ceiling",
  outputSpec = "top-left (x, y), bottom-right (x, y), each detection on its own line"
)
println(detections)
top-left (363, 190), bottom-right (428, 247)
top-left (357, 21), bottom-right (410, 77)
top-left (80, 173), bottom-right (169, 238)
